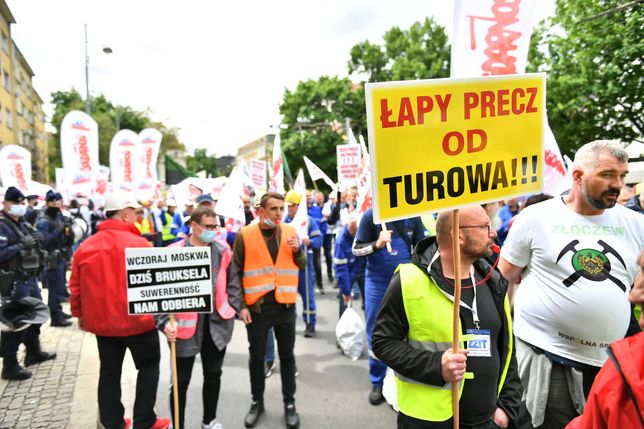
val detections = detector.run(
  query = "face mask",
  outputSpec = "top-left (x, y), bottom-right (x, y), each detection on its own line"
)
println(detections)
top-left (9, 204), bottom-right (26, 217)
top-left (263, 217), bottom-right (276, 229)
top-left (199, 230), bottom-right (216, 243)
top-left (45, 207), bottom-right (60, 218)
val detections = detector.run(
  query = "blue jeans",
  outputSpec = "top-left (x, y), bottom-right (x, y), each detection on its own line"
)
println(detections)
top-left (44, 262), bottom-right (66, 321)
top-left (365, 274), bottom-right (389, 387)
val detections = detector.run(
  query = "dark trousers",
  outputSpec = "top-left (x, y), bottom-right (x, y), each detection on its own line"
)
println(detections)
top-left (323, 234), bottom-right (334, 278)
top-left (246, 305), bottom-right (296, 404)
top-left (312, 247), bottom-right (322, 288)
top-left (96, 329), bottom-right (160, 429)
top-left (170, 321), bottom-right (226, 428)
top-left (44, 262), bottom-right (65, 321)
top-left (0, 279), bottom-right (42, 359)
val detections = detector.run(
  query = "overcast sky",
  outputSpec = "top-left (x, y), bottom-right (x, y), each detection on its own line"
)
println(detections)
top-left (7, 1), bottom-right (553, 156)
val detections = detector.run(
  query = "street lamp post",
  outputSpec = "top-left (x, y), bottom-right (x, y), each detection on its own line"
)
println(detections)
top-left (84, 24), bottom-right (112, 115)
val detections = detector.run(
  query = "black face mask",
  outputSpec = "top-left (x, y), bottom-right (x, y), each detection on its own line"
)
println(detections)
top-left (45, 206), bottom-right (60, 218)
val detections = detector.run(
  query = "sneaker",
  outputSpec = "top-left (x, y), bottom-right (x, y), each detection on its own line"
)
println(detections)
top-left (303, 324), bottom-right (315, 338)
top-left (244, 400), bottom-right (264, 428)
top-left (24, 350), bottom-right (56, 366)
top-left (123, 418), bottom-right (132, 429)
top-left (202, 420), bottom-right (223, 429)
top-left (50, 318), bottom-right (73, 327)
top-left (265, 360), bottom-right (276, 378)
top-left (149, 417), bottom-right (171, 429)
top-left (316, 287), bottom-right (326, 295)
top-left (284, 403), bottom-right (300, 429)
top-left (368, 385), bottom-right (385, 405)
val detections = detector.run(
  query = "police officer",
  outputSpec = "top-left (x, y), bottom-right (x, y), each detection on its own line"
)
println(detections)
top-left (0, 186), bottom-right (56, 380)
top-left (36, 190), bottom-right (73, 327)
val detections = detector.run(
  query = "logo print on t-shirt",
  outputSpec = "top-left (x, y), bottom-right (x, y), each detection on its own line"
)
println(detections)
top-left (556, 239), bottom-right (627, 291)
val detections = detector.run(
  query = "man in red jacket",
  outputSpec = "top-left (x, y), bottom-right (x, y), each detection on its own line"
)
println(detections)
top-left (566, 250), bottom-right (644, 429)
top-left (70, 194), bottom-right (169, 429)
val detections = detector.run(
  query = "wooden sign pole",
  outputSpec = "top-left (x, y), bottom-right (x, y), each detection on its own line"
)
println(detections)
top-left (169, 314), bottom-right (180, 429)
top-left (381, 223), bottom-right (393, 253)
top-left (451, 210), bottom-right (461, 429)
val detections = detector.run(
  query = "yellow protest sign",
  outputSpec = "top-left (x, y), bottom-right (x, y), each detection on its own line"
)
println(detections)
top-left (366, 73), bottom-right (545, 223)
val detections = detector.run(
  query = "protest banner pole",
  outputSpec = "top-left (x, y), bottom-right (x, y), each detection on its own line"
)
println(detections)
top-left (170, 314), bottom-right (180, 429)
top-left (451, 209), bottom-right (461, 429)
top-left (381, 223), bottom-right (392, 253)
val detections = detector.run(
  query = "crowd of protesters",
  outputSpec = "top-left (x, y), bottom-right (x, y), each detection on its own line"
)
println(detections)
top-left (0, 140), bottom-right (642, 429)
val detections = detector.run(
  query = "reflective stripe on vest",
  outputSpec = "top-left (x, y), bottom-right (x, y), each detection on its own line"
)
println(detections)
top-left (175, 313), bottom-right (198, 339)
top-left (396, 263), bottom-right (512, 422)
top-left (240, 224), bottom-right (299, 305)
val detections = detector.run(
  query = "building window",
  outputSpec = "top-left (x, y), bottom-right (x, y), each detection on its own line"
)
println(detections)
top-left (16, 99), bottom-right (21, 116)
top-left (6, 109), bottom-right (12, 128)
top-left (1, 33), bottom-right (7, 54)
top-left (3, 71), bottom-right (9, 91)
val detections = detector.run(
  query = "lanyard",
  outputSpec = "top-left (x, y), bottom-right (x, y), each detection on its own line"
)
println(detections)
top-left (428, 253), bottom-right (481, 329)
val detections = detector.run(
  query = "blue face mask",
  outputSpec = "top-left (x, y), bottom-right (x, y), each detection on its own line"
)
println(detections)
top-left (199, 230), bottom-right (216, 243)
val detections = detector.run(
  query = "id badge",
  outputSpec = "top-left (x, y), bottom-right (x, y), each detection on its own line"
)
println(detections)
top-left (466, 329), bottom-right (491, 357)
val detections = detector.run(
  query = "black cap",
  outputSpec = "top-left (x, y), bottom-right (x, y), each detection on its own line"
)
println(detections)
top-left (45, 190), bottom-right (61, 202)
top-left (26, 194), bottom-right (38, 201)
top-left (3, 186), bottom-right (25, 203)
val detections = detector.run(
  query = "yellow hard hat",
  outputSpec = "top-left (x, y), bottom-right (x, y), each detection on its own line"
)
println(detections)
top-left (284, 190), bottom-right (302, 206)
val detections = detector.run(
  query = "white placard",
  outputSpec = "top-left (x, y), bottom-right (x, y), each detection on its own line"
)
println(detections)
top-left (336, 144), bottom-right (361, 183)
top-left (125, 247), bottom-right (213, 315)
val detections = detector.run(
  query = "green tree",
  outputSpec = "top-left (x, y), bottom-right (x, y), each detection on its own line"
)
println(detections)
top-left (48, 89), bottom-right (185, 181)
top-left (279, 76), bottom-right (364, 188)
top-left (187, 148), bottom-right (219, 177)
top-left (348, 17), bottom-right (450, 83)
top-left (527, 0), bottom-right (643, 156)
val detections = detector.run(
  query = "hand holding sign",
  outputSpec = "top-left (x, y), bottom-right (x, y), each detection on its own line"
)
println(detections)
top-left (376, 227), bottom-right (393, 253)
top-left (164, 319), bottom-right (177, 343)
top-left (287, 235), bottom-right (300, 250)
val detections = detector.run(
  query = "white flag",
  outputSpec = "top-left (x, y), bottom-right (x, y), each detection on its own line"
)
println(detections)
top-left (303, 156), bottom-right (336, 191)
top-left (269, 132), bottom-right (285, 194)
top-left (290, 169), bottom-right (309, 240)
top-left (109, 129), bottom-right (139, 192)
top-left (451, 0), bottom-right (567, 196)
top-left (217, 166), bottom-right (246, 223)
top-left (135, 128), bottom-right (162, 201)
top-left (356, 136), bottom-right (372, 215)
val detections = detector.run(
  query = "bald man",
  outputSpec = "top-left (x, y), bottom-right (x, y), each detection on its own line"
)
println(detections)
top-left (373, 206), bottom-right (521, 429)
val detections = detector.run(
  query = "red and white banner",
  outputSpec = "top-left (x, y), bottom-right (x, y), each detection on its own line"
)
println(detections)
top-left (109, 129), bottom-right (139, 192)
top-left (451, 0), bottom-right (569, 195)
top-left (250, 158), bottom-right (267, 191)
top-left (60, 110), bottom-right (99, 196)
top-left (336, 144), bottom-right (361, 183)
top-left (0, 145), bottom-right (31, 191)
top-left (303, 156), bottom-right (336, 191)
top-left (136, 128), bottom-right (162, 201)
top-left (451, 0), bottom-right (538, 78)
top-left (269, 132), bottom-right (285, 194)
top-left (94, 165), bottom-right (110, 207)
top-left (356, 135), bottom-right (372, 215)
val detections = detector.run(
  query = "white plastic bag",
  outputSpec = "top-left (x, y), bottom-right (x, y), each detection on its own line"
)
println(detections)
top-left (382, 367), bottom-right (399, 411)
top-left (335, 307), bottom-right (365, 360)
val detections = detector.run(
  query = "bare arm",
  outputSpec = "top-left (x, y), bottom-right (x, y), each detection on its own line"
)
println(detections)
top-left (498, 257), bottom-right (524, 285)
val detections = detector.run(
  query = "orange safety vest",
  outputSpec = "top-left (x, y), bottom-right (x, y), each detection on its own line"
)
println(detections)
top-left (240, 223), bottom-right (299, 305)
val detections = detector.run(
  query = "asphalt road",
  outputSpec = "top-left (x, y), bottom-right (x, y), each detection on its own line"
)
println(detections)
top-left (154, 277), bottom-right (398, 429)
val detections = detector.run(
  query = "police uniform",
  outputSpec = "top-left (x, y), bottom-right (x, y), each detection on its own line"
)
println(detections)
top-left (0, 187), bottom-right (56, 380)
top-left (36, 191), bottom-right (72, 327)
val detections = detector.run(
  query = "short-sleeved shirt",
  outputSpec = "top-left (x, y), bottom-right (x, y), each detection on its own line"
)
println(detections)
top-left (501, 198), bottom-right (644, 366)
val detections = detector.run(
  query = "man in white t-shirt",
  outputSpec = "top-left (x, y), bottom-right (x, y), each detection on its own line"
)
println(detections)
top-left (499, 140), bottom-right (644, 429)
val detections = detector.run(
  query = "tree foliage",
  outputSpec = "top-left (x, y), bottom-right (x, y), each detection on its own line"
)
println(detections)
top-left (348, 17), bottom-right (450, 83)
top-left (48, 89), bottom-right (185, 181)
top-left (527, 0), bottom-right (643, 156)
top-left (187, 148), bottom-right (219, 177)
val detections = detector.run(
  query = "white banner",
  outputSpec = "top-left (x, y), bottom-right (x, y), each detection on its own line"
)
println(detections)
top-left (125, 247), bottom-right (213, 315)
top-left (94, 165), bottom-right (110, 207)
top-left (136, 128), bottom-right (162, 201)
top-left (269, 132), bottom-right (285, 194)
top-left (250, 158), bottom-right (267, 191)
top-left (26, 180), bottom-right (53, 199)
top-left (0, 145), bottom-right (31, 191)
top-left (109, 129), bottom-right (139, 193)
top-left (60, 110), bottom-right (99, 197)
top-left (336, 144), bottom-right (361, 184)
top-left (451, 0), bottom-right (538, 77)
top-left (451, 0), bottom-right (568, 196)
top-left (303, 156), bottom-right (336, 191)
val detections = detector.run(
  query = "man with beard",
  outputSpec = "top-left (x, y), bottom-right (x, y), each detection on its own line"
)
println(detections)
top-left (373, 205), bottom-right (521, 428)
top-left (499, 140), bottom-right (644, 429)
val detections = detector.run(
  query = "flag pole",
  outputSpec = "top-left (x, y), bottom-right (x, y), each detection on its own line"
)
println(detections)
top-left (169, 314), bottom-right (181, 429)
top-left (451, 209), bottom-right (461, 429)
